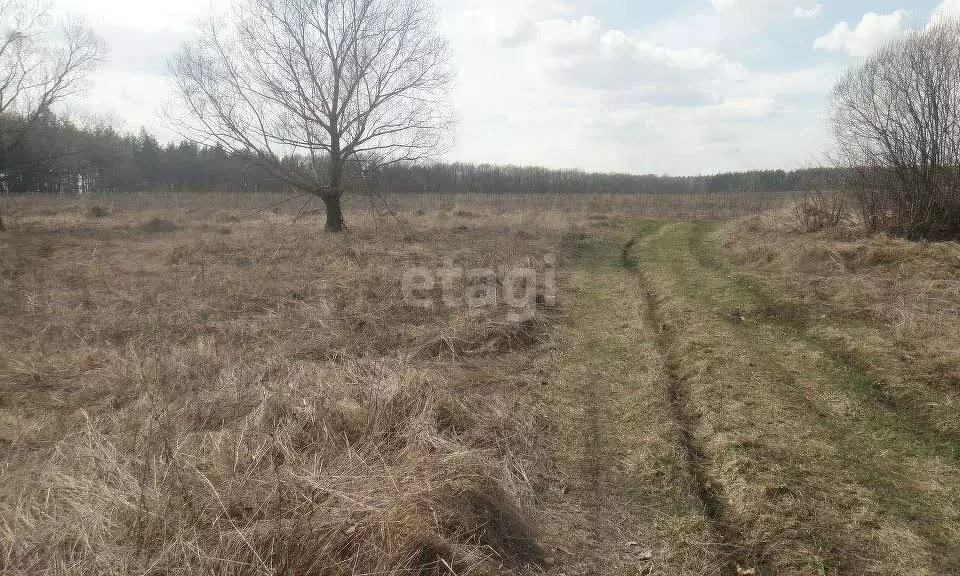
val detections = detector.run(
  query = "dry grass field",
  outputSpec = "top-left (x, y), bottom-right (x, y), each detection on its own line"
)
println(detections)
top-left (1, 191), bottom-right (958, 576)
top-left (0, 193), bottom-right (568, 576)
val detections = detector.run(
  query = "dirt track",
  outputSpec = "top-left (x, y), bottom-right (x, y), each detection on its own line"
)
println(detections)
top-left (537, 221), bottom-right (960, 576)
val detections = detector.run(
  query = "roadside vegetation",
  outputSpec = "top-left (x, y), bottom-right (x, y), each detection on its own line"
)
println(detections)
top-left (624, 218), bottom-right (960, 574)
top-left (833, 18), bottom-right (960, 240)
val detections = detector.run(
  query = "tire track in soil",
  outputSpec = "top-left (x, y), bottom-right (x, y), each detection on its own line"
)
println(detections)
top-left (539, 228), bottom-right (724, 575)
top-left (626, 236), bottom-right (762, 576)
top-left (579, 369), bottom-right (608, 576)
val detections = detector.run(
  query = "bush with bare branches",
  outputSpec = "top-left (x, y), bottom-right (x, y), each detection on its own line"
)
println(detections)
top-left (792, 189), bottom-right (848, 233)
top-left (832, 18), bottom-right (960, 240)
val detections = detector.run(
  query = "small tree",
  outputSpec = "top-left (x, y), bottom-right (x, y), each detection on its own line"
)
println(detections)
top-left (0, 0), bottom-right (104, 230)
top-left (832, 19), bottom-right (960, 239)
top-left (170, 0), bottom-right (452, 232)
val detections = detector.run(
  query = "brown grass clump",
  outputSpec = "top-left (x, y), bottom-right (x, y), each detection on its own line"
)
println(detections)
top-left (418, 313), bottom-right (544, 360)
top-left (138, 217), bottom-right (180, 233)
top-left (790, 190), bottom-right (848, 232)
top-left (0, 195), bottom-right (570, 575)
top-left (87, 205), bottom-right (110, 218)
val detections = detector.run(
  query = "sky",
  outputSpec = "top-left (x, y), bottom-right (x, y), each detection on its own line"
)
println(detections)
top-left (52, 0), bottom-right (960, 176)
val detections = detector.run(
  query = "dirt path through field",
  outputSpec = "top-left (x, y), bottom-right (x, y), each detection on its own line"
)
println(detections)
top-left (536, 226), bottom-right (724, 575)
top-left (536, 221), bottom-right (960, 575)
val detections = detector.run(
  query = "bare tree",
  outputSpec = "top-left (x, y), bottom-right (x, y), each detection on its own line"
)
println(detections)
top-left (169, 0), bottom-right (452, 232)
top-left (0, 0), bottom-right (105, 230)
top-left (832, 19), bottom-right (960, 239)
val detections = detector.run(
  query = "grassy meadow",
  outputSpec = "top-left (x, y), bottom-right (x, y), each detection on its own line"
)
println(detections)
top-left (1, 190), bottom-right (958, 575)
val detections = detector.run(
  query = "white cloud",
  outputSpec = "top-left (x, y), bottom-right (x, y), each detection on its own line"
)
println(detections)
top-left (48, 0), bottom-right (842, 175)
top-left (792, 4), bottom-right (823, 19)
top-left (647, 0), bottom-right (822, 53)
top-left (814, 10), bottom-right (909, 57)
top-left (522, 16), bottom-right (744, 100)
top-left (711, 0), bottom-right (822, 19)
top-left (930, 0), bottom-right (960, 24)
top-left (700, 97), bottom-right (777, 119)
top-left (66, 71), bottom-right (176, 138)
top-left (452, 0), bottom-right (575, 46)
top-left (443, 2), bottom-right (833, 174)
top-left (53, 0), bottom-right (209, 32)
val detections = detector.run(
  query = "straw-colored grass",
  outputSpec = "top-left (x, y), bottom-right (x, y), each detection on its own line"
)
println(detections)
top-left (10, 190), bottom-right (935, 576)
top-left (0, 195), bottom-right (568, 575)
top-left (624, 218), bottom-right (960, 574)
top-left (721, 211), bottom-right (960, 436)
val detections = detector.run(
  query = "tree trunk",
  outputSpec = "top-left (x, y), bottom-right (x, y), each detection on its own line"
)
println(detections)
top-left (0, 155), bottom-right (5, 231)
top-left (324, 151), bottom-right (345, 232)
top-left (322, 190), bottom-right (344, 232)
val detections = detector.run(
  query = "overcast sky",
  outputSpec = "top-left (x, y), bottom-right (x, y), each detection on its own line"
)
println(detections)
top-left (54, 0), bottom-right (960, 176)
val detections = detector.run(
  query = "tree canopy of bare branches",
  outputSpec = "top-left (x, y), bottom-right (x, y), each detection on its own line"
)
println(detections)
top-left (170, 0), bottom-right (452, 232)
top-left (0, 0), bottom-right (105, 230)
top-left (0, 0), bottom-right (104, 156)
top-left (833, 19), bottom-right (960, 240)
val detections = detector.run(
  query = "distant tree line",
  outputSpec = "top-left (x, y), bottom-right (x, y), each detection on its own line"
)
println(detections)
top-left (0, 113), bottom-right (844, 198)
top-left (370, 163), bottom-right (844, 196)
top-left (0, 113), bottom-right (281, 195)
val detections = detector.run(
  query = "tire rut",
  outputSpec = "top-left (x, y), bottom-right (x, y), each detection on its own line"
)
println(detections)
top-left (626, 235), bottom-right (763, 575)
top-left (579, 369), bottom-right (608, 576)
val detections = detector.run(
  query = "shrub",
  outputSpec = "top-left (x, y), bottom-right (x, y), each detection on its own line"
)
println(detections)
top-left (832, 19), bottom-right (960, 239)
top-left (792, 190), bottom-right (848, 233)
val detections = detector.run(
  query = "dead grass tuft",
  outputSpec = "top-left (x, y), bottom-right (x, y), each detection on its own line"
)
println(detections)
top-left (138, 217), bottom-right (180, 233)
top-left (86, 205), bottom-right (110, 218)
top-left (418, 313), bottom-right (544, 360)
top-left (791, 190), bottom-right (848, 233)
